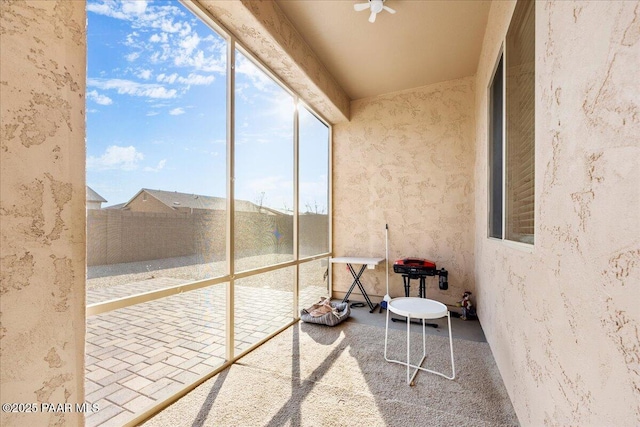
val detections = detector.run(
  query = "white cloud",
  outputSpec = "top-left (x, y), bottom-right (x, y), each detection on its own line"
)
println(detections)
top-left (177, 73), bottom-right (215, 86)
top-left (87, 145), bottom-right (144, 171)
top-left (121, 0), bottom-right (148, 16)
top-left (149, 33), bottom-right (168, 43)
top-left (87, 78), bottom-right (177, 99)
top-left (235, 55), bottom-right (294, 123)
top-left (159, 18), bottom-right (183, 34)
top-left (149, 51), bottom-right (160, 63)
top-left (157, 73), bottom-right (178, 84)
top-left (87, 0), bottom-right (227, 113)
top-left (177, 32), bottom-right (200, 58)
top-left (169, 107), bottom-right (185, 116)
top-left (137, 69), bottom-right (152, 80)
top-left (89, 0), bottom-right (225, 72)
top-left (185, 50), bottom-right (226, 73)
top-left (146, 111), bottom-right (160, 117)
top-left (178, 22), bottom-right (193, 38)
top-left (125, 31), bottom-right (139, 46)
top-left (87, 0), bottom-right (160, 21)
top-left (144, 159), bottom-right (167, 172)
top-left (265, 95), bottom-right (295, 121)
top-left (236, 54), bottom-right (273, 92)
top-left (86, 2), bottom-right (125, 19)
top-left (148, 101), bottom-right (170, 109)
top-left (86, 90), bottom-right (113, 105)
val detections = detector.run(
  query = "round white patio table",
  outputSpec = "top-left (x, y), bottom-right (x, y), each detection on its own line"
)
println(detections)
top-left (383, 297), bottom-right (456, 385)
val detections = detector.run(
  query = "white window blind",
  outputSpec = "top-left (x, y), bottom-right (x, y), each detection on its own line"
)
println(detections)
top-left (505, 0), bottom-right (535, 244)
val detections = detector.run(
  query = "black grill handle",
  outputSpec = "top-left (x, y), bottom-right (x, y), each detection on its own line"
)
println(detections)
top-left (438, 268), bottom-right (448, 290)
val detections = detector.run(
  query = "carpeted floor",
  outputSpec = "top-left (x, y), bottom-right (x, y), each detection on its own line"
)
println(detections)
top-left (141, 317), bottom-right (519, 426)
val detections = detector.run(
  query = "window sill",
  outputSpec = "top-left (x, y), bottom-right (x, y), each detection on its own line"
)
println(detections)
top-left (487, 237), bottom-right (535, 254)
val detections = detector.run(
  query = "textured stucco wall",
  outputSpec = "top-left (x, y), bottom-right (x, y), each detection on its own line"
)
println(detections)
top-left (197, 0), bottom-right (350, 124)
top-left (474, 1), bottom-right (640, 425)
top-left (0, 1), bottom-right (86, 426)
top-left (333, 77), bottom-right (476, 307)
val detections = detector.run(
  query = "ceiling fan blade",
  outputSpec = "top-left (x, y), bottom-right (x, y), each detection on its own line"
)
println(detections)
top-left (368, 10), bottom-right (377, 23)
top-left (354, 3), bottom-right (370, 12)
top-left (383, 6), bottom-right (396, 14)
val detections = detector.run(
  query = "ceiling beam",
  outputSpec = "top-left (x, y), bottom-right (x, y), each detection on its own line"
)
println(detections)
top-left (195, 0), bottom-right (350, 124)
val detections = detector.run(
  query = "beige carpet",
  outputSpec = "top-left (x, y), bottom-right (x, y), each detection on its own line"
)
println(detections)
top-left (141, 319), bottom-right (519, 426)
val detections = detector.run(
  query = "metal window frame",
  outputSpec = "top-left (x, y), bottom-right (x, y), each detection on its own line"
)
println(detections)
top-left (486, 0), bottom-right (536, 250)
top-left (486, 45), bottom-right (504, 241)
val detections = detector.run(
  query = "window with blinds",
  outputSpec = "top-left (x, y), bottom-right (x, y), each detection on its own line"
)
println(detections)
top-left (488, 0), bottom-right (535, 245)
top-left (506, 0), bottom-right (535, 244)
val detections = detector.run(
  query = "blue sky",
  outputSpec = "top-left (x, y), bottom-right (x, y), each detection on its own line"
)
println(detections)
top-left (86, 0), bottom-right (329, 212)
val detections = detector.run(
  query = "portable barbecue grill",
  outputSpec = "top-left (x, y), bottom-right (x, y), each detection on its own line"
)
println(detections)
top-left (391, 257), bottom-right (449, 327)
top-left (393, 257), bottom-right (448, 298)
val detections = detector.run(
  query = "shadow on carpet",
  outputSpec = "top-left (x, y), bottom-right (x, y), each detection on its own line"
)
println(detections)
top-left (141, 320), bottom-right (519, 427)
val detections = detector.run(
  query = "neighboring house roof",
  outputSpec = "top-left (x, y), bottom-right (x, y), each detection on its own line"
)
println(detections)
top-left (86, 186), bottom-right (107, 203)
top-left (140, 189), bottom-right (226, 210)
top-left (123, 189), bottom-right (283, 214)
top-left (103, 203), bottom-right (127, 210)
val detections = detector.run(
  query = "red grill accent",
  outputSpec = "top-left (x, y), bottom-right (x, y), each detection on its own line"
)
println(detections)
top-left (393, 258), bottom-right (437, 276)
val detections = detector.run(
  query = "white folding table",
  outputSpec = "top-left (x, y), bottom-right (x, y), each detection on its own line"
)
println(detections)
top-left (330, 257), bottom-right (384, 313)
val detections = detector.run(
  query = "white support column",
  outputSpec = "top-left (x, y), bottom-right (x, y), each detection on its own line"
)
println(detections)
top-left (226, 38), bottom-right (236, 362)
top-left (293, 98), bottom-right (300, 318)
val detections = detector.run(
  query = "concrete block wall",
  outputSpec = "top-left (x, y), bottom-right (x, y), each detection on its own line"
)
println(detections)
top-left (87, 210), bottom-right (329, 266)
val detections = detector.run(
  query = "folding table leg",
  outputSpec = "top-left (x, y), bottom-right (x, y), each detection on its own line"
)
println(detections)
top-left (341, 264), bottom-right (366, 303)
top-left (343, 264), bottom-right (378, 312)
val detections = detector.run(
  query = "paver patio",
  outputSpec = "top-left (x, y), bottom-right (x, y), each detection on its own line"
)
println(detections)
top-left (85, 277), bottom-right (327, 427)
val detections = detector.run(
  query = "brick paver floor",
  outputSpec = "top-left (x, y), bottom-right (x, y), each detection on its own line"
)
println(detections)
top-left (85, 278), bottom-right (327, 427)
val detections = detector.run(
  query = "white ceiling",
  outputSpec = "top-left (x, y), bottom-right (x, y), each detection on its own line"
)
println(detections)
top-left (275, 0), bottom-right (491, 100)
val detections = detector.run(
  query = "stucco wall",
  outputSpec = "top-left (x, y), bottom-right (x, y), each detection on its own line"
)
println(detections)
top-left (474, 1), bottom-right (640, 425)
top-left (333, 77), bottom-right (476, 307)
top-left (0, 1), bottom-right (86, 426)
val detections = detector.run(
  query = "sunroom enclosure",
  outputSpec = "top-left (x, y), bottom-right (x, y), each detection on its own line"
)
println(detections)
top-left (3, 1), bottom-right (638, 426)
top-left (85, 2), bottom-right (331, 425)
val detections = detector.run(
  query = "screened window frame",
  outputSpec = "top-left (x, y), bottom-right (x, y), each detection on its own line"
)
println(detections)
top-left (487, 0), bottom-right (535, 249)
top-left (85, 2), bottom-right (333, 419)
top-left (87, 2), bottom-right (333, 315)
top-left (85, 0), bottom-right (334, 420)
